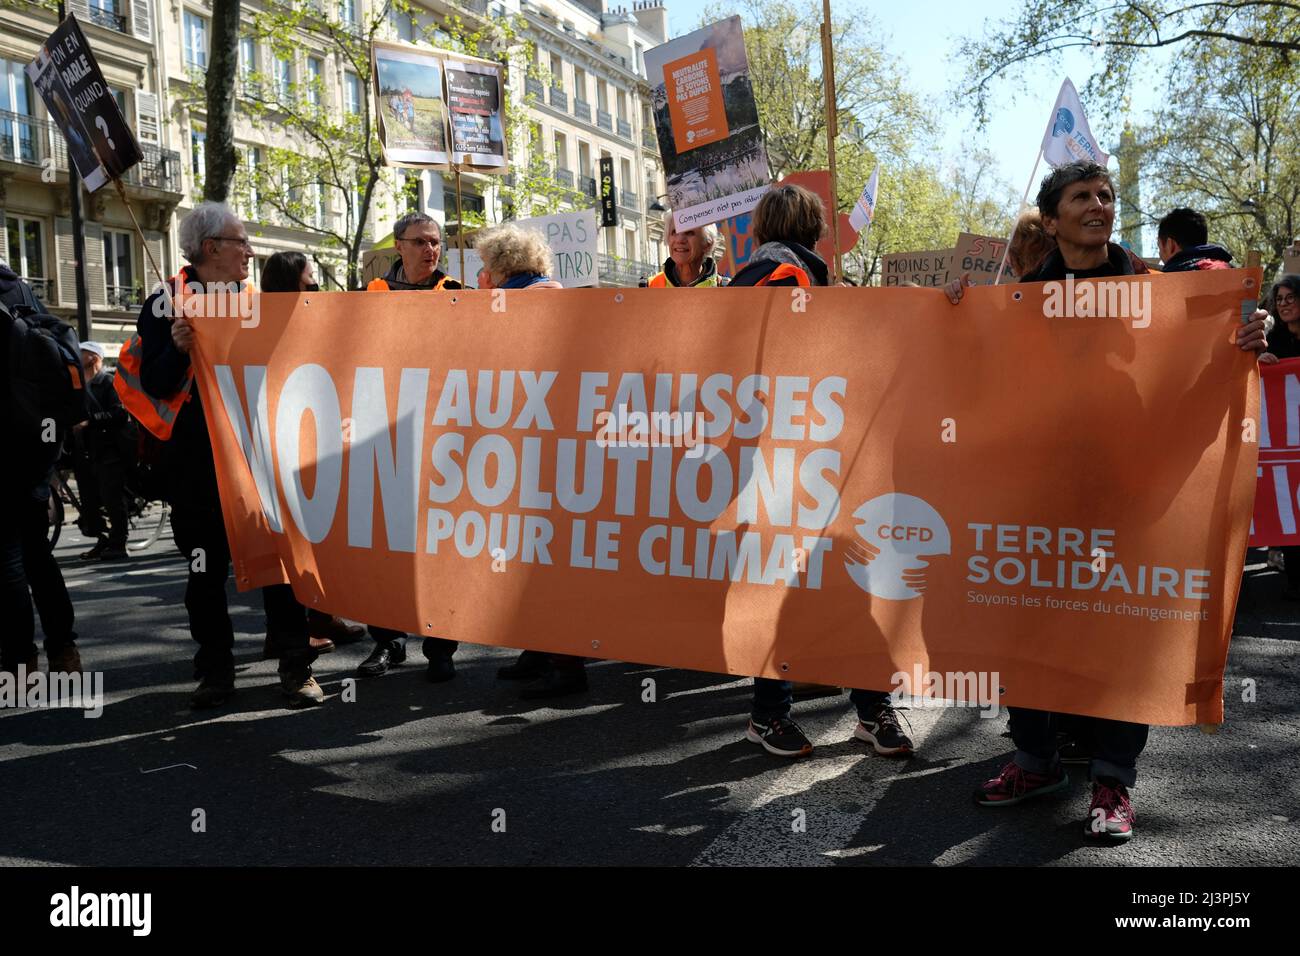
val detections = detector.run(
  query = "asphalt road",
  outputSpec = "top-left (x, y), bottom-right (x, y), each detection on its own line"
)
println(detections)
top-left (2, 507), bottom-right (1297, 866)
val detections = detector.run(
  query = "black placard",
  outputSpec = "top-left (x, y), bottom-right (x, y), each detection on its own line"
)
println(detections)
top-left (27, 13), bottom-right (142, 192)
top-left (599, 156), bottom-right (618, 227)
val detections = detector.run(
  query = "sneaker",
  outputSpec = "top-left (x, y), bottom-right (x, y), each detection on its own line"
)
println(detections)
top-left (47, 646), bottom-right (83, 674)
top-left (191, 674), bottom-right (236, 710)
top-left (1084, 780), bottom-right (1135, 841)
top-left (746, 716), bottom-right (813, 757)
top-left (853, 703), bottom-right (914, 756)
top-left (975, 760), bottom-right (1069, 806)
top-left (281, 672), bottom-right (325, 708)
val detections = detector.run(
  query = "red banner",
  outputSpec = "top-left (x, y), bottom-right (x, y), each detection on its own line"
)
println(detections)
top-left (1251, 357), bottom-right (1300, 546)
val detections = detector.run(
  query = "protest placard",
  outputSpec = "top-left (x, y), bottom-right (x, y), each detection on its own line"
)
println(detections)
top-left (510, 209), bottom-right (599, 287)
top-left (373, 41), bottom-right (450, 168)
top-left (880, 249), bottom-right (952, 287)
top-left (445, 58), bottom-right (506, 169)
top-left (644, 17), bottom-right (771, 231)
top-left (952, 233), bottom-right (1013, 286)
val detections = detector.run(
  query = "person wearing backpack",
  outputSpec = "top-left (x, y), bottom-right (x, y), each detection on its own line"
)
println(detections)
top-left (1, 259), bottom-right (85, 676)
top-left (119, 202), bottom-right (323, 709)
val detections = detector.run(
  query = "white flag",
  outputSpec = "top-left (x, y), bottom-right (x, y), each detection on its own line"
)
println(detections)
top-left (849, 166), bottom-right (879, 232)
top-left (1040, 79), bottom-right (1109, 168)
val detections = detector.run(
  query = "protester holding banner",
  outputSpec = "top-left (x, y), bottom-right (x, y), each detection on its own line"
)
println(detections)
top-left (257, 251), bottom-right (366, 658)
top-left (359, 212), bottom-right (462, 682)
top-left (647, 215), bottom-right (728, 288)
top-left (128, 202), bottom-right (323, 709)
top-left (365, 212), bottom-right (464, 293)
top-left (1262, 275), bottom-right (1300, 598)
top-left (1157, 208), bottom-right (1234, 272)
top-left (731, 183), bottom-right (914, 758)
top-left (946, 161), bottom-right (1270, 841)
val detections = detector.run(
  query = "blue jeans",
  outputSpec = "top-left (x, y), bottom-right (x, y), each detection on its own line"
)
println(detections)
top-left (751, 678), bottom-right (889, 723)
top-left (1008, 706), bottom-right (1148, 788)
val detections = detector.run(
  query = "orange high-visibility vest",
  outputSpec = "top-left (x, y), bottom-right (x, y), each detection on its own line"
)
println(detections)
top-left (367, 273), bottom-right (457, 292)
top-left (753, 263), bottom-right (810, 287)
top-left (113, 274), bottom-right (194, 441)
top-left (647, 272), bottom-right (670, 288)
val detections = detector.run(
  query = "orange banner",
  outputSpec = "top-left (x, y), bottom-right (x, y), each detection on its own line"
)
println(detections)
top-left (189, 271), bottom-right (1261, 726)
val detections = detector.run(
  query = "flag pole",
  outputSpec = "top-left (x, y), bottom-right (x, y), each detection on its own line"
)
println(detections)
top-left (820, 0), bottom-right (842, 284)
top-left (992, 150), bottom-right (1042, 284)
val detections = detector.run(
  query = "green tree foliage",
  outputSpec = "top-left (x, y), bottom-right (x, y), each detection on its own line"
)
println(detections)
top-left (959, 1), bottom-right (1300, 126)
top-left (1133, 28), bottom-right (1300, 276)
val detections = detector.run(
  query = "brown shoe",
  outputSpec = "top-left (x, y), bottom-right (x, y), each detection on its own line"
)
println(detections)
top-left (262, 634), bottom-right (335, 660)
top-left (281, 672), bottom-right (325, 708)
top-left (47, 646), bottom-right (83, 674)
top-left (307, 611), bottom-right (365, 645)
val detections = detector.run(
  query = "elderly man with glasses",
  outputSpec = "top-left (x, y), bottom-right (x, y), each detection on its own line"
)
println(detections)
top-left (357, 212), bottom-right (463, 683)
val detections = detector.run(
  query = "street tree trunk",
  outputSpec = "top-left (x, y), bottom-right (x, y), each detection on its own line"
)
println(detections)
top-left (204, 0), bottom-right (241, 202)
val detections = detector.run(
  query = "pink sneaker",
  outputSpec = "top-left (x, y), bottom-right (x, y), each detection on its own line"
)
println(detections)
top-left (1084, 781), bottom-right (1135, 841)
top-left (975, 760), bottom-right (1068, 806)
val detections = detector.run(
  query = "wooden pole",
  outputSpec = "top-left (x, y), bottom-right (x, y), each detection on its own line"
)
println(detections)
top-left (454, 168), bottom-right (465, 286)
top-left (820, 1), bottom-right (842, 284)
top-left (113, 175), bottom-right (174, 314)
top-left (992, 151), bottom-right (1043, 285)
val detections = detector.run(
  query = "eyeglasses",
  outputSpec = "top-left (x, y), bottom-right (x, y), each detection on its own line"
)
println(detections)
top-left (397, 237), bottom-right (441, 249)
top-left (209, 235), bottom-right (253, 250)
top-left (1277, 294), bottom-right (1297, 306)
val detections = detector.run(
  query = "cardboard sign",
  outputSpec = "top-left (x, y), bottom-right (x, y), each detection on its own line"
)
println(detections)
top-left (511, 209), bottom-right (599, 288)
top-left (952, 232), bottom-right (1013, 286)
top-left (881, 249), bottom-right (952, 287)
top-left (445, 59), bottom-right (506, 169)
top-left (27, 14), bottom-right (141, 192)
top-left (190, 270), bottom-right (1260, 726)
top-left (644, 17), bottom-right (771, 231)
top-left (1250, 356), bottom-right (1300, 546)
top-left (373, 42), bottom-right (450, 167)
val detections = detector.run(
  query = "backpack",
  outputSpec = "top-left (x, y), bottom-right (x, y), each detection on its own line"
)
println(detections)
top-left (2, 289), bottom-right (89, 487)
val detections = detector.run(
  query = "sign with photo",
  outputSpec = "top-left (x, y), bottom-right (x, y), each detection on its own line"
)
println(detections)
top-left (373, 41), bottom-right (450, 167)
top-left (445, 59), bottom-right (506, 169)
top-left (644, 16), bottom-right (771, 232)
top-left (27, 14), bottom-right (142, 193)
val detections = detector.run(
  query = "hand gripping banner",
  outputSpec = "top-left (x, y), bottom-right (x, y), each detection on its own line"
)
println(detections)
top-left (188, 270), bottom-right (1262, 725)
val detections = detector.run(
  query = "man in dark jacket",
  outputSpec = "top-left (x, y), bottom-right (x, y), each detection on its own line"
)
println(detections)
top-left (947, 161), bottom-right (1271, 843)
top-left (1157, 207), bottom-right (1234, 273)
top-left (73, 341), bottom-right (134, 561)
top-left (1, 261), bottom-right (82, 675)
top-left (358, 212), bottom-right (461, 682)
top-left (131, 202), bottom-right (322, 709)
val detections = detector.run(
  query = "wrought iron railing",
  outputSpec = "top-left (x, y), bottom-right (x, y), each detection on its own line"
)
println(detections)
top-left (617, 118), bottom-right (631, 139)
top-left (86, 5), bottom-right (127, 33)
top-left (549, 87), bottom-right (568, 110)
top-left (0, 108), bottom-right (180, 193)
top-left (556, 167), bottom-right (574, 187)
top-left (573, 99), bottom-right (591, 122)
top-left (597, 109), bottom-right (612, 131)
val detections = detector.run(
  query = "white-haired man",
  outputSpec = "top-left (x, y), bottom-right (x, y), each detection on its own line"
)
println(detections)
top-left (122, 201), bottom-right (324, 709)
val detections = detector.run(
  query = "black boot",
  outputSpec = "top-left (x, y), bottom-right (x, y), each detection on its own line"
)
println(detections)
top-left (497, 649), bottom-right (551, 680)
top-left (357, 641), bottom-right (406, 677)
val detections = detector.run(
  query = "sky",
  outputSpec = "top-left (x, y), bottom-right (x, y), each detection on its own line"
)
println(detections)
top-left (663, 0), bottom-right (1173, 235)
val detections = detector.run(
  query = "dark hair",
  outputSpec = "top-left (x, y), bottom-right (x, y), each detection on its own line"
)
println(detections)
top-left (394, 211), bottom-right (438, 241)
top-left (1157, 207), bottom-right (1208, 249)
top-left (1035, 161), bottom-right (1114, 218)
top-left (753, 184), bottom-right (824, 249)
top-left (260, 251), bottom-right (310, 293)
top-left (1269, 274), bottom-right (1300, 311)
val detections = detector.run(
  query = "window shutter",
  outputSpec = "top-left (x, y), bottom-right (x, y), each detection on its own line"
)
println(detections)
top-left (85, 221), bottom-right (105, 308)
top-left (131, 0), bottom-right (154, 41)
top-left (135, 91), bottom-right (160, 144)
top-left (55, 217), bottom-right (77, 308)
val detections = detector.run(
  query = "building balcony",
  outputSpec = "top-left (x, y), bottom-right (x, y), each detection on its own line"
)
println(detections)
top-left (82, 3), bottom-right (127, 33)
top-left (597, 253), bottom-right (658, 288)
top-left (597, 109), bottom-right (612, 131)
top-left (105, 284), bottom-right (143, 311)
top-left (549, 87), bottom-right (568, 110)
top-left (573, 98), bottom-right (591, 123)
top-left (618, 189), bottom-right (639, 210)
top-left (22, 276), bottom-right (54, 305)
top-left (617, 118), bottom-right (631, 139)
top-left (525, 77), bottom-right (544, 99)
top-left (579, 175), bottom-right (597, 198)
top-left (642, 128), bottom-right (657, 150)
top-left (556, 167), bottom-right (574, 187)
top-left (0, 109), bottom-right (181, 195)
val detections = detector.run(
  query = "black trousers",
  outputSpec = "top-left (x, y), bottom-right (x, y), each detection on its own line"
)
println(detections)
top-left (75, 449), bottom-right (127, 548)
top-left (0, 493), bottom-right (77, 668)
top-left (170, 498), bottom-right (315, 679)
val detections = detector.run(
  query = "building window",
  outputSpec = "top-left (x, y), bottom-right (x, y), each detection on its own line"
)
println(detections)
top-left (108, 86), bottom-right (128, 121)
top-left (578, 141), bottom-right (591, 178)
top-left (183, 11), bottom-right (208, 70)
top-left (442, 182), bottom-right (485, 217)
top-left (597, 80), bottom-right (609, 113)
top-left (605, 228), bottom-right (617, 257)
top-left (617, 89), bottom-right (628, 122)
top-left (0, 57), bottom-right (36, 164)
top-left (339, 0), bottom-right (358, 26)
top-left (103, 229), bottom-right (136, 308)
top-left (554, 131), bottom-right (567, 171)
top-left (275, 56), bottom-right (292, 100)
top-left (344, 71), bottom-right (361, 115)
top-left (573, 66), bottom-right (587, 103)
top-left (388, 7), bottom-right (415, 41)
top-left (307, 56), bottom-right (323, 106)
top-left (625, 228), bottom-right (637, 262)
top-left (4, 217), bottom-right (46, 295)
top-left (190, 123), bottom-right (205, 179)
top-left (549, 53), bottom-right (564, 90)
